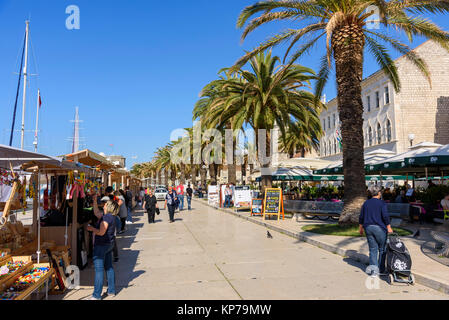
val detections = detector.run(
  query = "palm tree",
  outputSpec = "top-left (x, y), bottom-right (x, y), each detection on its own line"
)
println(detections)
top-left (235, 0), bottom-right (449, 224)
top-left (279, 116), bottom-right (322, 157)
top-left (194, 73), bottom-right (242, 185)
top-left (213, 51), bottom-right (323, 192)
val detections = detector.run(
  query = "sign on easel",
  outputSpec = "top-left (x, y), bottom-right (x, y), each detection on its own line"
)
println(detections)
top-left (263, 188), bottom-right (284, 220)
top-left (251, 199), bottom-right (263, 216)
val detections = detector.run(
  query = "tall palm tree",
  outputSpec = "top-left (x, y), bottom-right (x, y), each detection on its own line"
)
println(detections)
top-left (215, 51), bottom-right (324, 191)
top-left (235, 0), bottom-right (449, 224)
top-left (194, 73), bottom-right (242, 186)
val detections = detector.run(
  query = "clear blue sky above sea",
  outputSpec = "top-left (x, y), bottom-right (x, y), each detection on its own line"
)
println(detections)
top-left (0, 0), bottom-right (448, 168)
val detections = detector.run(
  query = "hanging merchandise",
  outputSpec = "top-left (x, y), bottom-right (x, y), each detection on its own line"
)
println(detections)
top-left (0, 169), bottom-right (13, 186)
top-left (22, 176), bottom-right (27, 214)
top-left (28, 176), bottom-right (35, 200)
top-left (43, 174), bottom-right (49, 211)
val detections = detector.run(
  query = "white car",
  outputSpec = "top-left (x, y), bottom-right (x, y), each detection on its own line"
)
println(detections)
top-left (154, 188), bottom-right (168, 201)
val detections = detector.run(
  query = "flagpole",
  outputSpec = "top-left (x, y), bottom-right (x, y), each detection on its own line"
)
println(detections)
top-left (20, 20), bottom-right (30, 150)
top-left (33, 89), bottom-right (40, 152)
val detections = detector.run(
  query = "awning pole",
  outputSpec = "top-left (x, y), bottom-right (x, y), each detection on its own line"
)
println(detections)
top-left (36, 170), bottom-right (41, 264)
top-left (380, 171), bottom-right (383, 188)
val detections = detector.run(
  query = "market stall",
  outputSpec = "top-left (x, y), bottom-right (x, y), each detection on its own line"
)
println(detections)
top-left (0, 145), bottom-right (105, 299)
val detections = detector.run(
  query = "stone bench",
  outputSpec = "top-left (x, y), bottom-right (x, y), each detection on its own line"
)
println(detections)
top-left (284, 200), bottom-right (343, 221)
top-left (284, 201), bottom-right (409, 225)
top-left (430, 231), bottom-right (449, 257)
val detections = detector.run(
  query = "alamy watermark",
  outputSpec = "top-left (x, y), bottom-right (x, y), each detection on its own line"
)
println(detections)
top-left (66, 5), bottom-right (80, 30)
top-left (366, 5), bottom-right (380, 30)
top-left (64, 265), bottom-right (81, 289)
top-left (168, 123), bottom-right (281, 174)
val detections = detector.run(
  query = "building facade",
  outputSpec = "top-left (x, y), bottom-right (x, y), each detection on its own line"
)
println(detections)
top-left (319, 40), bottom-right (449, 162)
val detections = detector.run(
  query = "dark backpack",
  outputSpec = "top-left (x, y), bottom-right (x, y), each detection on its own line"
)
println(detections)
top-left (386, 234), bottom-right (412, 276)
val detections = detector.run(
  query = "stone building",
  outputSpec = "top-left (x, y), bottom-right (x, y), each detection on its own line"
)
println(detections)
top-left (319, 40), bottom-right (449, 162)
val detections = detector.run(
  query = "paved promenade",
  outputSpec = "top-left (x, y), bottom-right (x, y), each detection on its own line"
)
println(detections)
top-left (55, 200), bottom-right (448, 300)
top-left (200, 199), bottom-right (449, 295)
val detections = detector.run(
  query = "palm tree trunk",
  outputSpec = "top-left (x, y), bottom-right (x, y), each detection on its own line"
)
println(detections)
top-left (164, 170), bottom-right (168, 187)
top-left (209, 164), bottom-right (218, 185)
top-left (191, 166), bottom-right (197, 187)
top-left (200, 165), bottom-right (207, 188)
top-left (333, 25), bottom-right (366, 225)
top-left (261, 129), bottom-right (272, 193)
top-left (227, 164), bottom-right (236, 185)
top-left (158, 171), bottom-right (162, 186)
top-left (180, 164), bottom-right (186, 185)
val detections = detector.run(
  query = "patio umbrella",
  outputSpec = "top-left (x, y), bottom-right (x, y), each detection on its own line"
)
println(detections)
top-left (404, 144), bottom-right (449, 166)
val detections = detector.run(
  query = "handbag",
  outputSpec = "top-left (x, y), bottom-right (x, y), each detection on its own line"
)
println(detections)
top-left (156, 208), bottom-right (160, 215)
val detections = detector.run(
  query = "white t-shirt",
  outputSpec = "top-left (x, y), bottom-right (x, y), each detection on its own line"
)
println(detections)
top-left (441, 199), bottom-right (449, 210)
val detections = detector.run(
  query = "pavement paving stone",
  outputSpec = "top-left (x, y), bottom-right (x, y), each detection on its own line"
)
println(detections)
top-left (46, 200), bottom-right (448, 300)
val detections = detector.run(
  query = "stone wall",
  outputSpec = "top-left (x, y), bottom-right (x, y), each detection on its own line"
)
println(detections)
top-left (435, 97), bottom-right (449, 145)
top-left (394, 41), bottom-right (449, 153)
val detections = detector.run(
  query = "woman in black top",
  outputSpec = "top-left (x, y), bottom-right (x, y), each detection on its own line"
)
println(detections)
top-left (143, 189), bottom-right (158, 224)
top-left (87, 194), bottom-right (118, 300)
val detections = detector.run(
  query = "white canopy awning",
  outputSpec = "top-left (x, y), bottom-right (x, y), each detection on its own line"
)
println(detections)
top-left (0, 144), bottom-right (63, 169)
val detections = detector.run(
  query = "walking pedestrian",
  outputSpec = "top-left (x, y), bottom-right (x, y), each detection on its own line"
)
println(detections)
top-left (224, 185), bottom-right (232, 208)
top-left (114, 191), bottom-right (128, 234)
top-left (125, 186), bottom-right (133, 223)
top-left (176, 184), bottom-right (185, 211)
top-left (138, 187), bottom-right (145, 208)
top-left (165, 186), bottom-right (178, 223)
top-left (143, 189), bottom-right (158, 223)
top-left (100, 192), bottom-right (121, 262)
top-left (186, 184), bottom-right (193, 210)
top-left (359, 185), bottom-right (394, 277)
top-left (87, 194), bottom-right (118, 300)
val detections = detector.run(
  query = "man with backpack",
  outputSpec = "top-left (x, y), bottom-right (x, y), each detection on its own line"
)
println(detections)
top-left (359, 185), bottom-right (394, 277)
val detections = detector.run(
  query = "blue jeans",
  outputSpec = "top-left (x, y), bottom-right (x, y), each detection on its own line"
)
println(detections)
top-left (187, 196), bottom-right (192, 210)
top-left (365, 225), bottom-right (387, 274)
top-left (93, 244), bottom-right (115, 299)
top-left (224, 195), bottom-right (232, 208)
top-left (126, 206), bottom-right (132, 222)
top-left (115, 216), bottom-right (121, 233)
top-left (178, 194), bottom-right (184, 210)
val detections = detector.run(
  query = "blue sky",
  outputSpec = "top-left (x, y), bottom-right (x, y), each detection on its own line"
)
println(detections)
top-left (0, 1), bottom-right (448, 168)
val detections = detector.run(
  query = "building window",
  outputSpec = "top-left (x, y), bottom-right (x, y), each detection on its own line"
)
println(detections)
top-left (377, 123), bottom-right (382, 144)
top-left (323, 119), bottom-right (326, 131)
top-left (367, 96), bottom-right (371, 112)
top-left (328, 116), bottom-right (331, 129)
top-left (333, 139), bottom-right (337, 154)
top-left (368, 127), bottom-right (373, 146)
top-left (385, 86), bottom-right (390, 104)
top-left (328, 141), bottom-right (331, 155)
top-left (376, 91), bottom-right (380, 108)
top-left (386, 119), bottom-right (392, 142)
top-left (333, 114), bottom-right (336, 127)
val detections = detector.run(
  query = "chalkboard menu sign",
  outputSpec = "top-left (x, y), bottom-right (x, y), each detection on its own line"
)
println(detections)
top-left (262, 188), bottom-right (284, 220)
top-left (251, 199), bottom-right (263, 216)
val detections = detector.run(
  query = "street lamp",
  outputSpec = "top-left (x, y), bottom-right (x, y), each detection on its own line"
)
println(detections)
top-left (408, 134), bottom-right (415, 147)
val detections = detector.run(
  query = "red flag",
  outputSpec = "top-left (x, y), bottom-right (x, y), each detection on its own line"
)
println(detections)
top-left (38, 91), bottom-right (42, 108)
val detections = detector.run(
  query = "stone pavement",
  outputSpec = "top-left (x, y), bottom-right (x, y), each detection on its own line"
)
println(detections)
top-left (198, 199), bottom-right (449, 295)
top-left (50, 200), bottom-right (448, 300)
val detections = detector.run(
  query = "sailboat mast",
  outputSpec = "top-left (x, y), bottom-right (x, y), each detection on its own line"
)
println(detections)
top-left (20, 20), bottom-right (30, 150)
top-left (34, 89), bottom-right (40, 152)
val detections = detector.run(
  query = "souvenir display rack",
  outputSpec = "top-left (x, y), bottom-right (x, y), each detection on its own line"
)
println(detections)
top-left (0, 255), bottom-right (33, 291)
top-left (0, 262), bottom-right (53, 300)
